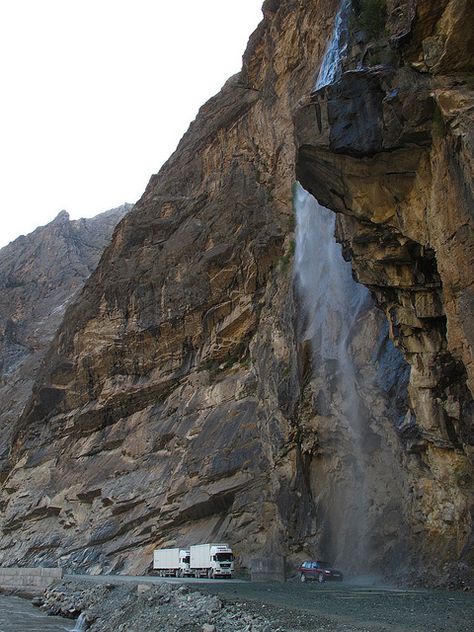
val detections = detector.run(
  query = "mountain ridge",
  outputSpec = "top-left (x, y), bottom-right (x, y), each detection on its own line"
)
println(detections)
top-left (0, 203), bottom-right (131, 474)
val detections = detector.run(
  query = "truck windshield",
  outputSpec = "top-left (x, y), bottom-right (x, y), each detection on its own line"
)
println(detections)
top-left (216, 553), bottom-right (233, 562)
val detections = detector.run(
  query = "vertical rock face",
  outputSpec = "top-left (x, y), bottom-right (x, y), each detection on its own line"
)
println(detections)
top-left (295, 0), bottom-right (474, 578)
top-left (0, 0), bottom-right (343, 575)
top-left (0, 0), bottom-right (471, 585)
top-left (0, 205), bottom-right (131, 475)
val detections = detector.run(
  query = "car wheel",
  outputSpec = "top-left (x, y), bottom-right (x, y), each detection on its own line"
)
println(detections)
top-left (300, 573), bottom-right (306, 583)
top-left (318, 573), bottom-right (325, 583)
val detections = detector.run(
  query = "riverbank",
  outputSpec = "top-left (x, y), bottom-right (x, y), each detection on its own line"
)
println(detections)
top-left (37, 580), bottom-right (279, 632)
top-left (33, 577), bottom-right (474, 632)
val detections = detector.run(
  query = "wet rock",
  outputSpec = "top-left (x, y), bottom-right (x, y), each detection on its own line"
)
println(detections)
top-left (40, 580), bottom-right (280, 632)
top-left (296, 0), bottom-right (474, 576)
top-left (32, 596), bottom-right (44, 607)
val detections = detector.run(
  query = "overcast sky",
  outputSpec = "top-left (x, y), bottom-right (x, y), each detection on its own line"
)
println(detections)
top-left (0, 1), bottom-right (263, 248)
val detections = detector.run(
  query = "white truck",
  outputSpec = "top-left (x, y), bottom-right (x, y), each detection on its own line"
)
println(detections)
top-left (153, 548), bottom-right (192, 577)
top-left (190, 543), bottom-right (234, 578)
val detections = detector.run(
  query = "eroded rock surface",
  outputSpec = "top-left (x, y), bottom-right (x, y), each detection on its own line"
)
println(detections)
top-left (0, 0), bottom-right (346, 576)
top-left (0, 0), bottom-right (472, 585)
top-left (0, 205), bottom-right (130, 474)
top-left (296, 0), bottom-right (474, 574)
top-left (38, 581), bottom-right (276, 632)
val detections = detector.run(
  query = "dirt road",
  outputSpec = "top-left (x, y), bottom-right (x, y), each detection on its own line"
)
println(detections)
top-left (200, 580), bottom-right (473, 632)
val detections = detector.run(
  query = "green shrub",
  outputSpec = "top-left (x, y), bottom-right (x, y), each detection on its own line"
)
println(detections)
top-left (460, 73), bottom-right (474, 90)
top-left (200, 359), bottom-right (220, 376)
top-left (200, 342), bottom-right (251, 376)
top-left (288, 213), bottom-right (296, 232)
top-left (454, 463), bottom-right (472, 488)
top-left (354, 0), bottom-right (387, 40)
top-left (432, 105), bottom-right (446, 138)
top-left (279, 239), bottom-right (296, 272)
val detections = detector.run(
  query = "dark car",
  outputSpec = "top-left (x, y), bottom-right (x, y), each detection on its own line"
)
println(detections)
top-left (298, 560), bottom-right (344, 583)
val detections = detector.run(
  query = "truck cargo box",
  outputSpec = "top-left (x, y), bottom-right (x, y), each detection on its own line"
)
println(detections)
top-left (153, 548), bottom-right (191, 576)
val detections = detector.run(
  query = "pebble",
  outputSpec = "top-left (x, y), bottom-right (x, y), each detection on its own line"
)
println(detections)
top-left (37, 579), bottom-right (305, 632)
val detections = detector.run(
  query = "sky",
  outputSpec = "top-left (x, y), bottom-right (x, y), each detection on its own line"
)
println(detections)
top-left (0, 0), bottom-right (263, 248)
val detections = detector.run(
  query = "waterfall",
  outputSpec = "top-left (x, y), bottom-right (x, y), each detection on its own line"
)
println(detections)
top-left (295, 0), bottom-right (374, 570)
top-left (71, 612), bottom-right (88, 632)
top-left (294, 184), bottom-right (372, 568)
top-left (294, 184), bottom-right (370, 366)
top-left (314, 0), bottom-right (350, 90)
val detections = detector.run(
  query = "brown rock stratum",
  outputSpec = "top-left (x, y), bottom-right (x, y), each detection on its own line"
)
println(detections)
top-left (296, 0), bottom-right (474, 577)
top-left (0, 0), bottom-right (472, 585)
top-left (0, 205), bottom-right (130, 476)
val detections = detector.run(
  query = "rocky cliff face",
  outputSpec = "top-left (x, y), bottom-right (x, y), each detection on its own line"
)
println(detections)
top-left (0, 0), bottom-right (337, 574)
top-left (0, 0), bottom-right (472, 585)
top-left (296, 0), bottom-right (474, 578)
top-left (0, 205), bottom-right (130, 475)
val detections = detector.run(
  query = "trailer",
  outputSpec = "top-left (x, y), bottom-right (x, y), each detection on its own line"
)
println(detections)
top-left (190, 543), bottom-right (234, 578)
top-left (153, 548), bottom-right (191, 577)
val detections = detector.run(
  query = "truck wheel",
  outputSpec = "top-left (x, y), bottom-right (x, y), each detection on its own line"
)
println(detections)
top-left (177, 569), bottom-right (182, 578)
top-left (300, 573), bottom-right (306, 583)
top-left (318, 573), bottom-right (325, 583)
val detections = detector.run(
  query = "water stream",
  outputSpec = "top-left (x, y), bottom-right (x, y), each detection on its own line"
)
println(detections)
top-left (71, 612), bottom-right (88, 632)
top-left (0, 594), bottom-right (74, 632)
top-left (314, 0), bottom-right (350, 90)
top-left (294, 184), bottom-right (372, 569)
top-left (295, 0), bottom-right (374, 570)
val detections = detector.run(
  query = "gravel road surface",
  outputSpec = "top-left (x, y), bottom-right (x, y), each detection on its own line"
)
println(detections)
top-left (64, 574), bottom-right (473, 631)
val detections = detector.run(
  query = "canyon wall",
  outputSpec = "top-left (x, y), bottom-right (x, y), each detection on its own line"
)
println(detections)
top-left (0, 0), bottom-right (339, 575)
top-left (0, 0), bottom-right (472, 585)
top-left (0, 205), bottom-right (130, 476)
top-left (296, 0), bottom-right (474, 579)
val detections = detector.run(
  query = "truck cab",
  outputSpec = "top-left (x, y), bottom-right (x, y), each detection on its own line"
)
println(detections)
top-left (190, 543), bottom-right (234, 578)
top-left (210, 545), bottom-right (234, 577)
top-left (178, 549), bottom-right (192, 577)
